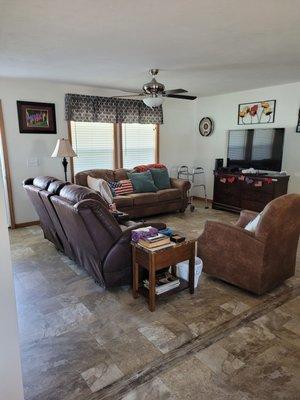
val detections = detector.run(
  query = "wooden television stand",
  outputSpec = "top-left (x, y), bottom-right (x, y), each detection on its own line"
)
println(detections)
top-left (212, 171), bottom-right (289, 213)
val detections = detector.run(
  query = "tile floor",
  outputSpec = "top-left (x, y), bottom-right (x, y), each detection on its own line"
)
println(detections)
top-left (10, 201), bottom-right (299, 400)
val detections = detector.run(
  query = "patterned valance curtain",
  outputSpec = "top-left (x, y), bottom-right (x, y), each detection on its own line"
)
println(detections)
top-left (65, 94), bottom-right (163, 124)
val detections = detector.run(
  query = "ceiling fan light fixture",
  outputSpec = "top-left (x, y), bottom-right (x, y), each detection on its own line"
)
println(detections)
top-left (143, 95), bottom-right (164, 109)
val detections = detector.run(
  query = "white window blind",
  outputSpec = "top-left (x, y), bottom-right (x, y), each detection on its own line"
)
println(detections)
top-left (252, 129), bottom-right (274, 160)
top-left (122, 124), bottom-right (156, 169)
top-left (71, 121), bottom-right (114, 173)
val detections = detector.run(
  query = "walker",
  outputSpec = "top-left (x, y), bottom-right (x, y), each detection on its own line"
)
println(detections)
top-left (177, 165), bottom-right (209, 211)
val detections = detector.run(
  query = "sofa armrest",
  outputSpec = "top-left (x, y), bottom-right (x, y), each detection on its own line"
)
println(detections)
top-left (170, 178), bottom-right (191, 193)
top-left (236, 210), bottom-right (259, 228)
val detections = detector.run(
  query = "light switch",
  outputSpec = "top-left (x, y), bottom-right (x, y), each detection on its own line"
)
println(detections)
top-left (27, 158), bottom-right (39, 167)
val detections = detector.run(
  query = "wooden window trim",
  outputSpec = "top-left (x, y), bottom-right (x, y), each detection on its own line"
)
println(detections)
top-left (0, 100), bottom-right (16, 229)
top-left (67, 121), bottom-right (75, 183)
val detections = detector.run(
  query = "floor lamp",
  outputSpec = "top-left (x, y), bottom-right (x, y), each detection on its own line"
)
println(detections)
top-left (51, 138), bottom-right (77, 181)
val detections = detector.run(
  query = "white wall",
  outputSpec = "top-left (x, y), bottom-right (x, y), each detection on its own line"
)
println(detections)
top-left (0, 167), bottom-right (24, 400)
top-left (160, 98), bottom-right (196, 177)
top-left (1, 78), bottom-right (299, 223)
top-left (0, 78), bottom-right (127, 224)
top-left (163, 81), bottom-right (300, 199)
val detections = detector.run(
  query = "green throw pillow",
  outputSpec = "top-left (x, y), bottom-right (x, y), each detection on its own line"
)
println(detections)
top-left (150, 168), bottom-right (171, 190)
top-left (127, 170), bottom-right (158, 193)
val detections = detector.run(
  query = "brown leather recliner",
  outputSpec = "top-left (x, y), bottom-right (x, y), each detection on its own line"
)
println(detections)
top-left (23, 176), bottom-right (63, 250)
top-left (198, 194), bottom-right (300, 295)
top-left (38, 180), bottom-right (74, 260)
top-left (50, 184), bottom-right (165, 287)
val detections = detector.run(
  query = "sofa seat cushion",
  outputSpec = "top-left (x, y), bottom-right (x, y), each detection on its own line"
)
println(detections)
top-left (157, 188), bottom-right (182, 202)
top-left (114, 195), bottom-right (133, 208)
top-left (130, 192), bottom-right (158, 206)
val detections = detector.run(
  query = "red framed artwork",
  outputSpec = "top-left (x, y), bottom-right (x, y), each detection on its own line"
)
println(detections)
top-left (17, 101), bottom-right (57, 134)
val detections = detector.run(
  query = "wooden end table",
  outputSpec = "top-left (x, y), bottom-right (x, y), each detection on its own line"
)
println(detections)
top-left (132, 239), bottom-right (196, 311)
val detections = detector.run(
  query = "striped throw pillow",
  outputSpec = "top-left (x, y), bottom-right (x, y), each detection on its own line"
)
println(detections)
top-left (109, 180), bottom-right (134, 196)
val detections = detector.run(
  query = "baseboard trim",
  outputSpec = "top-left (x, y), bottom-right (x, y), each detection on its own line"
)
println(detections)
top-left (192, 196), bottom-right (213, 203)
top-left (15, 220), bottom-right (40, 229)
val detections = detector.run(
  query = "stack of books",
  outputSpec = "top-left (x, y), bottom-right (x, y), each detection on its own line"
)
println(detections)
top-left (143, 272), bottom-right (180, 295)
top-left (138, 233), bottom-right (175, 251)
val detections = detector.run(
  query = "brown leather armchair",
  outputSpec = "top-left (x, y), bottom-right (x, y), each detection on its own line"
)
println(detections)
top-left (198, 194), bottom-right (300, 294)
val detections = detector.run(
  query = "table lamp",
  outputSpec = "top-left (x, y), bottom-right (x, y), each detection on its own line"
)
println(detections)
top-left (51, 138), bottom-right (77, 181)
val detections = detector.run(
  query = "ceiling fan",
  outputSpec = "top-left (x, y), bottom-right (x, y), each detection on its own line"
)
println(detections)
top-left (114, 69), bottom-right (197, 108)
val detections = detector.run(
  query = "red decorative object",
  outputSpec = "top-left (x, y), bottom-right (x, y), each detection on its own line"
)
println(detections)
top-left (134, 163), bottom-right (166, 172)
top-left (227, 176), bottom-right (235, 184)
top-left (264, 178), bottom-right (273, 184)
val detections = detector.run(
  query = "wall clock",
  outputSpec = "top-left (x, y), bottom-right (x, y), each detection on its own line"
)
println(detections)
top-left (199, 117), bottom-right (214, 137)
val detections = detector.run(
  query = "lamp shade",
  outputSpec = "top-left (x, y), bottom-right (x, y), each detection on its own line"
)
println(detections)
top-left (143, 95), bottom-right (164, 108)
top-left (51, 139), bottom-right (77, 158)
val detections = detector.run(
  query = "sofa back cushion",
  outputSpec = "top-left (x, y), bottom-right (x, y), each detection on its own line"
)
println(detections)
top-left (59, 184), bottom-right (106, 205)
top-left (127, 170), bottom-right (158, 193)
top-left (75, 169), bottom-right (115, 187)
top-left (150, 168), bottom-right (171, 190)
top-left (114, 168), bottom-right (131, 181)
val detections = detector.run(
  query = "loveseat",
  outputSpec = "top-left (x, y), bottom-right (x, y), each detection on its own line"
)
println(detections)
top-left (75, 168), bottom-right (191, 218)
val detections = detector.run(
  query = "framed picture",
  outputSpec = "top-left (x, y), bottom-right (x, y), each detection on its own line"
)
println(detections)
top-left (238, 100), bottom-right (276, 125)
top-left (17, 101), bottom-right (57, 134)
top-left (296, 109), bottom-right (300, 133)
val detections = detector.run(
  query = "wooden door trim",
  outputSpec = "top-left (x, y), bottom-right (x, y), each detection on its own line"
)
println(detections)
top-left (0, 101), bottom-right (16, 229)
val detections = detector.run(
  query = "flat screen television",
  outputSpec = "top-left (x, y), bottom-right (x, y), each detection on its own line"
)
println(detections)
top-left (227, 128), bottom-right (285, 172)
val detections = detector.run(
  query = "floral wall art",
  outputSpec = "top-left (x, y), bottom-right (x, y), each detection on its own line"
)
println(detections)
top-left (238, 100), bottom-right (276, 125)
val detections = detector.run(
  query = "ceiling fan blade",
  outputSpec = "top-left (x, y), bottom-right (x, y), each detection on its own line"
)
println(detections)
top-left (165, 94), bottom-right (197, 100)
top-left (164, 89), bottom-right (188, 94)
top-left (112, 94), bottom-right (144, 98)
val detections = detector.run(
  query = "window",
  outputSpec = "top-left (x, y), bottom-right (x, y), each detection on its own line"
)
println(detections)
top-left (122, 124), bottom-right (157, 169)
top-left (71, 122), bottom-right (114, 173)
top-left (70, 122), bottom-right (158, 176)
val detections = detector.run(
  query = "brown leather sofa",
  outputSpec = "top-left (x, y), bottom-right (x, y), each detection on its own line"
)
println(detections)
top-left (23, 176), bottom-right (67, 252)
top-left (75, 168), bottom-right (191, 218)
top-left (198, 194), bottom-right (300, 295)
top-left (23, 177), bottom-right (165, 287)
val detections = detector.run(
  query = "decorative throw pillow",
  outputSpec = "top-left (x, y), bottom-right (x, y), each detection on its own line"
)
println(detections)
top-left (134, 163), bottom-right (166, 172)
top-left (108, 179), bottom-right (134, 196)
top-left (245, 214), bottom-right (261, 232)
top-left (87, 176), bottom-right (113, 204)
top-left (150, 168), bottom-right (171, 190)
top-left (127, 170), bottom-right (158, 193)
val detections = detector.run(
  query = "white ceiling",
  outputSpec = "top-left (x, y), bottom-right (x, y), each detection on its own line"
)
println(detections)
top-left (1, 0), bottom-right (300, 96)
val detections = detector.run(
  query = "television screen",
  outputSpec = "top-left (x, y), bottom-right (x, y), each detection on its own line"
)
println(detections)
top-left (227, 128), bottom-right (284, 171)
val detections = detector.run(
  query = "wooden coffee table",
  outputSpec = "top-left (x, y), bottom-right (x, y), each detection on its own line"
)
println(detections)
top-left (132, 238), bottom-right (196, 311)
